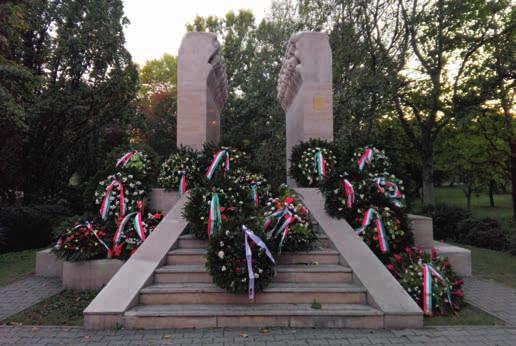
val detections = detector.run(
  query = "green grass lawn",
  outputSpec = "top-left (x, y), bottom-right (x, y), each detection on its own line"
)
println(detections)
top-left (412, 187), bottom-right (513, 220)
top-left (424, 304), bottom-right (504, 326)
top-left (449, 242), bottom-right (516, 288)
top-left (0, 249), bottom-right (39, 286)
top-left (3, 290), bottom-right (97, 326)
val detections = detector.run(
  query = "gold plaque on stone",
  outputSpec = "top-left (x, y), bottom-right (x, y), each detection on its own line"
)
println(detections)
top-left (313, 96), bottom-right (325, 109)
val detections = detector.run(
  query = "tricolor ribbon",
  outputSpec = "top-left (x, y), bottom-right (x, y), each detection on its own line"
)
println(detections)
top-left (113, 211), bottom-right (146, 248)
top-left (343, 178), bottom-right (355, 208)
top-left (421, 262), bottom-right (454, 316)
top-left (355, 208), bottom-right (389, 253)
top-left (250, 181), bottom-right (259, 208)
top-left (374, 177), bottom-right (403, 208)
top-left (358, 147), bottom-right (373, 172)
top-left (207, 191), bottom-right (222, 239)
top-left (205, 150), bottom-right (229, 179)
top-left (276, 212), bottom-right (295, 253)
top-left (99, 178), bottom-right (126, 221)
top-left (314, 149), bottom-right (326, 181)
top-left (178, 171), bottom-right (187, 197)
top-left (242, 225), bottom-right (275, 300)
top-left (116, 150), bottom-right (139, 168)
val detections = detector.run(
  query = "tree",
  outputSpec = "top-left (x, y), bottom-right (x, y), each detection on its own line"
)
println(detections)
top-left (137, 54), bottom-right (177, 158)
top-left (0, 0), bottom-right (138, 203)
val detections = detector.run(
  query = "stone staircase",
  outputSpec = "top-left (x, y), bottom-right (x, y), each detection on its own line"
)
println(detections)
top-left (123, 233), bottom-right (384, 329)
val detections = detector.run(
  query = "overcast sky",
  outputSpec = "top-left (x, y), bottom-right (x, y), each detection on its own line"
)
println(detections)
top-left (122, 0), bottom-right (272, 65)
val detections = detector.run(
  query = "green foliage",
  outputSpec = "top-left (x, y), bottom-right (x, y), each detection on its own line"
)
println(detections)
top-left (458, 218), bottom-right (507, 251)
top-left (158, 146), bottom-right (201, 191)
top-left (206, 217), bottom-right (276, 295)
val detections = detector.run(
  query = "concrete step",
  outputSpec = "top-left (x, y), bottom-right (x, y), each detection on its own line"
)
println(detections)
top-left (166, 248), bottom-right (340, 265)
top-left (154, 264), bottom-right (353, 284)
top-left (176, 234), bottom-right (208, 249)
top-left (139, 282), bottom-right (366, 305)
top-left (124, 303), bottom-right (383, 328)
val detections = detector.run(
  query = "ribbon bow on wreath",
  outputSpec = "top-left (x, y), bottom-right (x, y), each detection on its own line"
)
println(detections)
top-left (264, 197), bottom-right (298, 253)
top-left (116, 150), bottom-right (140, 168)
top-left (99, 177), bottom-right (126, 221)
top-left (314, 149), bottom-right (326, 181)
top-left (342, 177), bottom-right (355, 208)
top-left (374, 177), bottom-right (403, 208)
top-left (112, 200), bottom-right (146, 257)
top-left (355, 208), bottom-right (389, 253)
top-left (242, 225), bottom-right (275, 300)
top-left (205, 150), bottom-right (230, 179)
top-left (249, 181), bottom-right (259, 208)
top-left (421, 261), bottom-right (455, 316)
top-left (207, 190), bottom-right (222, 239)
top-left (357, 147), bottom-right (373, 172)
top-left (177, 170), bottom-right (187, 197)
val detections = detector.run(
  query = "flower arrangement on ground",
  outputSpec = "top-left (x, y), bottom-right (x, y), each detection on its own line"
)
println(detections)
top-left (387, 247), bottom-right (464, 316)
top-left (263, 187), bottom-right (317, 252)
top-left (206, 217), bottom-right (276, 298)
top-left (158, 146), bottom-right (201, 194)
top-left (289, 139), bottom-right (338, 187)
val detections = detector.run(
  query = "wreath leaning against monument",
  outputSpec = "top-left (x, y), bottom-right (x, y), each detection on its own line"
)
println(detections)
top-left (289, 138), bottom-right (338, 187)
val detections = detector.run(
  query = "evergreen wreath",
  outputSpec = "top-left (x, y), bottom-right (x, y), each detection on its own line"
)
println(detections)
top-left (158, 146), bottom-right (201, 192)
top-left (263, 188), bottom-right (317, 252)
top-left (182, 177), bottom-right (255, 240)
top-left (114, 150), bottom-right (152, 180)
top-left (289, 139), bottom-right (337, 187)
top-left (94, 172), bottom-right (147, 221)
top-left (386, 247), bottom-right (464, 316)
top-left (53, 220), bottom-right (112, 262)
top-left (206, 217), bottom-right (276, 296)
top-left (348, 146), bottom-right (391, 177)
top-left (199, 144), bottom-right (252, 182)
top-left (232, 168), bottom-right (272, 208)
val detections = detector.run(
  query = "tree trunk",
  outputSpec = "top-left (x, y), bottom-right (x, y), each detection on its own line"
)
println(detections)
top-left (511, 139), bottom-right (516, 220)
top-left (466, 191), bottom-right (472, 210)
top-left (489, 180), bottom-right (495, 208)
top-left (421, 142), bottom-right (435, 206)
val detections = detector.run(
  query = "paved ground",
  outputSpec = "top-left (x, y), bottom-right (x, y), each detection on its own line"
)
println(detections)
top-left (0, 325), bottom-right (515, 345)
top-left (0, 276), bottom-right (62, 321)
top-left (464, 277), bottom-right (516, 326)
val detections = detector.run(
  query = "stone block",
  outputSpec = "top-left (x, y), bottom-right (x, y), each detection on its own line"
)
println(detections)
top-left (35, 248), bottom-right (63, 277)
top-left (408, 214), bottom-right (434, 248)
top-left (150, 188), bottom-right (178, 213)
top-left (62, 259), bottom-right (124, 290)
top-left (432, 241), bottom-right (472, 277)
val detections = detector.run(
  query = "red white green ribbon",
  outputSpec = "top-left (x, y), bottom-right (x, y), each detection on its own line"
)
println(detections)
top-left (276, 212), bottom-right (295, 253)
top-left (422, 264), bottom-right (433, 315)
top-left (116, 150), bottom-right (139, 167)
top-left (250, 181), bottom-right (259, 208)
top-left (356, 208), bottom-right (389, 253)
top-left (205, 150), bottom-right (229, 179)
top-left (178, 171), bottom-right (187, 197)
top-left (358, 147), bottom-right (373, 172)
top-left (113, 211), bottom-right (146, 247)
top-left (99, 178), bottom-right (126, 221)
top-left (207, 192), bottom-right (221, 239)
top-left (242, 225), bottom-right (275, 300)
top-left (374, 177), bottom-right (403, 207)
top-left (314, 149), bottom-right (326, 181)
top-left (343, 178), bottom-right (355, 208)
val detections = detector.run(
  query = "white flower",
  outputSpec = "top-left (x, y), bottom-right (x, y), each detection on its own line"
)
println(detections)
top-left (218, 251), bottom-right (224, 259)
top-left (254, 273), bottom-right (259, 279)
top-left (225, 230), bottom-right (230, 236)
top-left (258, 268), bottom-right (263, 274)
top-left (219, 241), bottom-right (224, 247)
top-left (221, 265), bottom-right (227, 272)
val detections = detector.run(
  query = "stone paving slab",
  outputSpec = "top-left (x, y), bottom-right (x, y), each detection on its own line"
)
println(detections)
top-left (464, 277), bottom-right (516, 326)
top-left (0, 276), bottom-right (62, 321)
top-left (0, 325), bottom-right (515, 345)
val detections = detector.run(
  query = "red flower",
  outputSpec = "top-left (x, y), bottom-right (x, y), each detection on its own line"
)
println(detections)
top-left (152, 213), bottom-right (162, 220)
top-left (236, 267), bottom-right (241, 273)
top-left (405, 247), bottom-right (413, 255)
top-left (284, 197), bottom-right (295, 205)
top-left (386, 264), bottom-right (395, 271)
top-left (452, 289), bottom-right (464, 297)
top-left (431, 248), bottom-right (437, 261)
top-left (393, 254), bottom-right (402, 262)
top-left (443, 259), bottom-right (450, 268)
top-left (454, 279), bottom-right (464, 287)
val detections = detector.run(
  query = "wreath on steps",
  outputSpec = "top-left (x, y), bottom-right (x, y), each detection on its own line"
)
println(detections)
top-left (206, 217), bottom-right (276, 298)
top-left (289, 139), bottom-right (338, 187)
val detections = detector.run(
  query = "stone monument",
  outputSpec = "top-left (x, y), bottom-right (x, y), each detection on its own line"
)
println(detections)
top-left (177, 32), bottom-right (228, 150)
top-left (277, 32), bottom-right (333, 184)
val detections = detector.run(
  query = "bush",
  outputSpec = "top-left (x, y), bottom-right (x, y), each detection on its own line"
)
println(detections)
top-left (0, 204), bottom-right (72, 252)
top-left (509, 232), bottom-right (516, 256)
top-left (459, 218), bottom-right (507, 251)
top-left (422, 204), bottom-right (471, 240)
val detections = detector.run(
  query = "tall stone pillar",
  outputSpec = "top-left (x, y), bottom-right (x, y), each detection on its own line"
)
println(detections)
top-left (277, 32), bottom-right (333, 184)
top-left (177, 32), bottom-right (228, 150)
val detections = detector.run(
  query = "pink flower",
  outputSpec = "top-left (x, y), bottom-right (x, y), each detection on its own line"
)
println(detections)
top-left (386, 264), bottom-right (395, 271)
top-left (452, 290), bottom-right (464, 297)
top-left (431, 248), bottom-right (437, 261)
top-left (405, 247), bottom-right (413, 255)
top-left (393, 254), bottom-right (402, 262)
